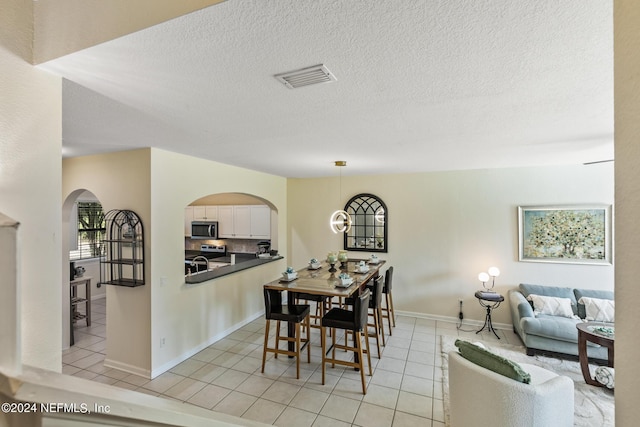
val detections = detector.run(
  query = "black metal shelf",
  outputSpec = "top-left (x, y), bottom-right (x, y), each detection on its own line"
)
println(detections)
top-left (100, 209), bottom-right (145, 287)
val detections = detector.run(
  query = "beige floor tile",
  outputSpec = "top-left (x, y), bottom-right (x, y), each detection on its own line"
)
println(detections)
top-left (212, 351), bottom-right (245, 368)
top-left (235, 374), bottom-right (275, 397)
top-left (392, 410), bottom-right (431, 427)
top-left (191, 347), bottom-right (225, 363)
top-left (400, 374), bottom-right (433, 397)
top-left (211, 369), bottom-right (250, 390)
top-left (319, 394), bottom-right (361, 424)
top-left (289, 387), bottom-right (330, 414)
top-left (311, 415), bottom-right (351, 427)
top-left (274, 406), bottom-right (317, 427)
top-left (362, 384), bottom-right (399, 409)
top-left (396, 391), bottom-right (433, 419)
top-left (383, 346), bottom-right (409, 361)
top-left (432, 397), bottom-right (444, 423)
top-left (120, 373), bottom-right (150, 387)
top-left (164, 377), bottom-right (207, 401)
top-left (213, 390), bottom-right (257, 417)
top-left (186, 384), bottom-right (231, 410)
top-left (168, 358), bottom-right (206, 377)
top-left (62, 348), bottom-right (93, 364)
top-left (242, 398), bottom-right (286, 424)
top-left (230, 355), bottom-right (262, 374)
top-left (262, 381), bottom-right (302, 405)
top-left (62, 365), bottom-right (82, 375)
top-left (370, 367), bottom-right (403, 389)
top-left (71, 352), bottom-right (105, 369)
top-left (404, 361), bottom-right (434, 380)
top-left (189, 363), bottom-right (227, 383)
top-left (102, 368), bottom-right (130, 380)
top-left (354, 402), bottom-right (395, 427)
top-left (141, 372), bottom-right (185, 393)
top-left (376, 356), bottom-right (406, 374)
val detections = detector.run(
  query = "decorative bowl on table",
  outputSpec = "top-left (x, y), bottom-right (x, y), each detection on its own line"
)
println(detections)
top-left (282, 267), bottom-right (297, 281)
top-left (308, 258), bottom-right (321, 269)
top-left (357, 260), bottom-right (369, 273)
top-left (369, 255), bottom-right (380, 264)
top-left (337, 272), bottom-right (353, 286)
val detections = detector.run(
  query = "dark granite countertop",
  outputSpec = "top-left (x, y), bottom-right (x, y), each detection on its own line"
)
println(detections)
top-left (185, 254), bottom-right (283, 284)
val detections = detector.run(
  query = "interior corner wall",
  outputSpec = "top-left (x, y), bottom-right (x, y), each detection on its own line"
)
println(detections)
top-left (148, 148), bottom-right (287, 376)
top-left (0, 0), bottom-right (63, 371)
top-left (614, 0), bottom-right (640, 424)
top-left (63, 149), bottom-right (152, 377)
top-left (288, 163), bottom-right (614, 326)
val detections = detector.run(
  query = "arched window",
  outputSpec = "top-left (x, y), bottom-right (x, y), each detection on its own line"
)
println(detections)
top-left (344, 193), bottom-right (387, 252)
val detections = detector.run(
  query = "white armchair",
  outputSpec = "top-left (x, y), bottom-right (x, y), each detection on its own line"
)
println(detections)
top-left (448, 351), bottom-right (574, 427)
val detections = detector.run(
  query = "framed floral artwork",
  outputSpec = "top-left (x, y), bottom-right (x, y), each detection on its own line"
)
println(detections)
top-left (518, 205), bottom-right (612, 265)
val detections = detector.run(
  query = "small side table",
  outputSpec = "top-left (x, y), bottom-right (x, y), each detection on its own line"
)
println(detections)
top-left (474, 290), bottom-right (504, 339)
top-left (70, 276), bottom-right (92, 346)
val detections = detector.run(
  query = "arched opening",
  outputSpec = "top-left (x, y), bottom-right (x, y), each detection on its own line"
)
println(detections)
top-left (61, 189), bottom-right (107, 353)
top-left (184, 192), bottom-right (279, 275)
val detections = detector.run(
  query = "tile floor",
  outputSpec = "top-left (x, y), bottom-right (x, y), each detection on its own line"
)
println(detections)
top-left (63, 297), bottom-right (523, 427)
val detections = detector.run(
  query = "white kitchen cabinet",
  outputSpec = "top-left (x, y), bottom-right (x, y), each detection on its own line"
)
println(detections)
top-left (192, 205), bottom-right (218, 221)
top-left (249, 205), bottom-right (271, 239)
top-left (217, 205), bottom-right (270, 239)
top-left (184, 206), bottom-right (194, 236)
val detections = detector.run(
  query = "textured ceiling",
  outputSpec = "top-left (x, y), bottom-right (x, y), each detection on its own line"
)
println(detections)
top-left (40, 0), bottom-right (613, 178)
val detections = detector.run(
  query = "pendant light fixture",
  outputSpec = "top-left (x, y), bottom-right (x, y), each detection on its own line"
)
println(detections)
top-left (329, 161), bottom-right (353, 233)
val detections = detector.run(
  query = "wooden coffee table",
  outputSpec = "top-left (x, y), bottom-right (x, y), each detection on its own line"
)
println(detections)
top-left (576, 322), bottom-right (614, 387)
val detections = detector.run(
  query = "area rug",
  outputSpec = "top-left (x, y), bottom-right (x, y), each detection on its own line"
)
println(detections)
top-left (440, 335), bottom-right (614, 427)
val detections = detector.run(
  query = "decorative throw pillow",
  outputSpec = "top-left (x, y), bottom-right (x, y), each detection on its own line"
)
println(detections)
top-left (527, 294), bottom-right (575, 318)
top-left (454, 339), bottom-right (531, 384)
top-left (579, 296), bottom-right (615, 322)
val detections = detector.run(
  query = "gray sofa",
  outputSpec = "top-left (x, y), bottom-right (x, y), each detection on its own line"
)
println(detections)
top-left (509, 283), bottom-right (614, 360)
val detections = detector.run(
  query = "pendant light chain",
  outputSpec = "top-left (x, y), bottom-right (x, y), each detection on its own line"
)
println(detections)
top-left (329, 161), bottom-right (353, 233)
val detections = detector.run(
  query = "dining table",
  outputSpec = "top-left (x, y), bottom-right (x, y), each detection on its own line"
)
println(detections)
top-left (263, 258), bottom-right (386, 353)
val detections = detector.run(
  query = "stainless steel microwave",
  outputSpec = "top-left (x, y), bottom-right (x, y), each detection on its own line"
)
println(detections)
top-left (191, 221), bottom-right (218, 239)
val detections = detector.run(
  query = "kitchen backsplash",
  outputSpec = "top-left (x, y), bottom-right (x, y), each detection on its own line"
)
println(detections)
top-left (185, 238), bottom-right (270, 254)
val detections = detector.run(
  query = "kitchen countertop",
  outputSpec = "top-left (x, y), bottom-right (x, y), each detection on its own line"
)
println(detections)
top-left (185, 253), bottom-right (283, 284)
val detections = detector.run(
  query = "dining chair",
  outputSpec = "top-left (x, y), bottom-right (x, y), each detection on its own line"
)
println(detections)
top-left (345, 274), bottom-right (385, 358)
top-left (261, 288), bottom-right (311, 379)
top-left (294, 292), bottom-right (332, 331)
top-left (380, 266), bottom-right (396, 333)
top-left (321, 289), bottom-right (373, 394)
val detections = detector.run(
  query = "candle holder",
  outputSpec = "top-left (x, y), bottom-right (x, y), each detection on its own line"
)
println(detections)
top-left (338, 250), bottom-right (348, 270)
top-left (329, 262), bottom-right (337, 273)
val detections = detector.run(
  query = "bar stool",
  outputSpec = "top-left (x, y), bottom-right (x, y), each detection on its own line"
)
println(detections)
top-left (294, 292), bottom-right (332, 330)
top-left (380, 266), bottom-right (396, 333)
top-left (261, 288), bottom-right (311, 379)
top-left (345, 274), bottom-right (385, 358)
top-left (321, 289), bottom-right (372, 394)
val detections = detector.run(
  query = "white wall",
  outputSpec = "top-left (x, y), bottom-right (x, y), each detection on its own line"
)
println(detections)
top-left (614, 1), bottom-right (640, 424)
top-left (63, 148), bottom-right (287, 377)
top-left (63, 149), bottom-right (152, 377)
top-left (288, 163), bottom-right (614, 325)
top-left (149, 149), bottom-right (287, 377)
top-left (0, 0), bottom-right (62, 371)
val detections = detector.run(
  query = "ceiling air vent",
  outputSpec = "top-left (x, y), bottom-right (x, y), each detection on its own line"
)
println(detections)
top-left (274, 64), bottom-right (337, 89)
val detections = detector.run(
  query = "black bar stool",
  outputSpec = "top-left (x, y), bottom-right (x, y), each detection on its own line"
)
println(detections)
top-left (261, 288), bottom-right (311, 379)
top-left (380, 266), bottom-right (396, 333)
top-left (345, 274), bottom-right (386, 357)
top-left (321, 289), bottom-right (372, 394)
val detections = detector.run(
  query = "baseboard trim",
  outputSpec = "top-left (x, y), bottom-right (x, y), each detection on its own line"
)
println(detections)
top-left (396, 310), bottom-right (511, 331)
top-left (103, 358), bottom-right (151, 379)
top-left (150, 310), bottom-right (265, 379)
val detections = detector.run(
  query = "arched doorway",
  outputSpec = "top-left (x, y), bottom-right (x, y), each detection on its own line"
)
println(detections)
top-left (62, 190), bottom-right (107, 355)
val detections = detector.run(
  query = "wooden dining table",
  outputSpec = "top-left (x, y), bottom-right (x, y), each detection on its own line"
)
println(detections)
top-left (263, 259), bottom-right (386, 352)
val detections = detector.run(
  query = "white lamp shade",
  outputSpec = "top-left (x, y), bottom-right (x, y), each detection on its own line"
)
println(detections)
top-left (478, 272), bottom-right (490, 283)
top-left (488, 267), bottom-right (500, 277)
